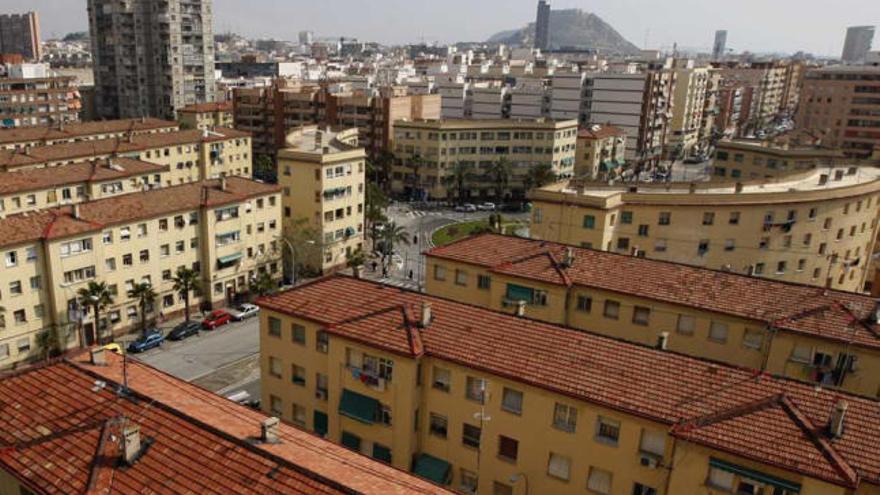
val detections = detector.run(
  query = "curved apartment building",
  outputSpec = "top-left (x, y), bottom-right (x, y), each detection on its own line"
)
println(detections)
top-left (529, 166), bottom-right (880, 292)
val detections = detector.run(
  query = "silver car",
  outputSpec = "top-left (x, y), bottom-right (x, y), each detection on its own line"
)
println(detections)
top-left (229, 303), bottom-right (260, 321)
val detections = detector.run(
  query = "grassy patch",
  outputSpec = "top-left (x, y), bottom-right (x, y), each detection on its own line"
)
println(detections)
top-left (432, 220), bottom-right (491, 246)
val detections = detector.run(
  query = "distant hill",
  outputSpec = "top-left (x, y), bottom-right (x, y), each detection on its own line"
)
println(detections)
top-left (488, 9), bottom-right (640, 54)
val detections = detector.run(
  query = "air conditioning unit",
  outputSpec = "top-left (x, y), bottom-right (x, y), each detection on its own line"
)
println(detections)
top-left (639, 453), bottom-right (661, 469)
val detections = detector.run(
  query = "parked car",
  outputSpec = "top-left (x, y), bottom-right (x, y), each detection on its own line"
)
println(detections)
top-left (202, 310), bottom-right (232, 330)
top-left (229, 303), bottom-right (260, 321)
top-left (126, 330), bottom-right (164, 353)
top-left (455, 203), bottom-right (477, 213)
top-left (477, 202), bottom-right (496, 211)
top-left (683, 156), bottom-right (704, 164)
top-left (167, 320), bottom-right (201, 341)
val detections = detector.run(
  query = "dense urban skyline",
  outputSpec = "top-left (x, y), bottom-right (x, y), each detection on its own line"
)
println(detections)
top-left (6, 0), bottom-right (877, 56)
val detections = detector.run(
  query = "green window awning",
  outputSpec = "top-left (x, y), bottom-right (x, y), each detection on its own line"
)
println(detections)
top-left (412, 453), bottom-right (451, 485)
top-left (372, 443), bottom-right (392, 464)
top-left (505, 284), bottom-right (533, 302)
top-left (217, 252), bottom-right (243, 264)
top-left (341, 431), bottom-right (361, 451)
top-left (709, 458), bottom-right (801, 493)
top-left (338, 389), bottom-right (378, 424)
top-left (313, 410), bottom-right (328, 438)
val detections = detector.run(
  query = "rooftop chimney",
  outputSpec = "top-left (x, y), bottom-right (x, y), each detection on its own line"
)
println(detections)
top-left (90, 347), bottom-right (107, 366)
top-left (829, 399), bottom-right (848, 438)
top-left (819, 174), bottom-right (828, 186)
top-left (122, 424), bottom-right (142, 465)
top-left (261, 417), bottom-right (280, 443)
top-left (657, 332), bottom-right (669, 351)
top-left (734, 182), bottom-right (743, 193)
top-left (516, 300), bottom-right (526, 317)
top-left (72, 204), bottom-right (81, 219)
top-left (314, 130), bottom-right (323, 149)
top-left (219, 176), bottom-right (227, 191)
top-left (688, 182), bottom-right (696, 194)
top-left (562, 247), bottom-right (575, 267)
top-left (419, 302), bottom-right (433, 328)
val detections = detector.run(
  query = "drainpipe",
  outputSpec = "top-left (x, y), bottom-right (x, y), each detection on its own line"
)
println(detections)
top-left (563, 285), bottom-right (573, 328)
top-left (758, 324), bottom-right (777, 373)
top-left (662, 436), bottom-right (679, 495)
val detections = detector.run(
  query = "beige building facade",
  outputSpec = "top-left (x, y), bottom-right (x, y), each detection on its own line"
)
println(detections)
top-left (711, 139), bottom-right (846, 181)
top-left (528, 167), bottom-right (880, 292)
top-left (668, 64), bottom-right (710, 157)
top-left (178, 101), bottom-right (234, 130)
top-left (574, 124), bottom-right (627, 179)
top-left (0, 177), bottom-right (282, 369)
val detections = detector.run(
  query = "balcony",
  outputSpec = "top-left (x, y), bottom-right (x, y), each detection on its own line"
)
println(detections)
top-left (345, 365), bottom-right (388, 392)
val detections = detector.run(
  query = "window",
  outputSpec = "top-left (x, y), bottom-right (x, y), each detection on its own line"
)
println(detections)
top-left (632, 306), bottom-right (650, 326)
top-left (459, 470), bottom-right (478, 493)
top-left (620, 211), bottom-right (633, 224)
top-left (501, 387), bottom-right (523, 415)
top-left (432, 367), bottom-right (451, 392)
top-left (724, 239), bottom-right (735, 251)
top-left (547, 452), bottom-right (571, 481)
top-left (729, 212), bottom-right (740, 225)
top-left (429, 413), bottom-right (448, 438)
top-left (595, 417), bottom-right (620, 445)
top-left (9, 281), bottom-right (22, 296)
top-left (292, 364), bottom-right (306, 385)
top-left (466, 376), bottom-right (486, 403)
top-left (603, 300), bottom-right (620, 320)
top-left (292, 324), bottom-right (306, 345)
top-left (639, 429), bottom-right (666, 457)
top-left (790, 344), bottom-right (812, 364)
top-left (497, 435), bottom-right (518, 461)
top-left (553, 403), bottom-right (577, 432)
top-left (139, 249), bottom-right (150, 263)
top-left (743, 329), bottom-right (764, 350)
top-left (702, 212), bottom-right (715, 225)
top-left (455, 269), bottom-right (467, 286)
top-left (493, 482), bottom-right (513, 495)
top-left (638, 224), bottom-right (649, 237)
top-left (707, 467), bottom-right (734, 490)
top-left (754, 263), bottom-right (765, 275)
top-left (433, 264), bottom-right (446, 281)
top-left (462, 423), bottom-right (481, 448)
top-left (29, 276), bottom-right (41, 290)
top-left (676, 315), bottom-right (695, 335)
top-left (587, 467), bottom-right (612, 494)
top-left (576, 295), bottom-right (592, 312)
top-left (776, 261), bottom-right (787, 274)
top-left (616, 237), bottom-right (630, 251)
top-left (268, 317), bottom-right (281, 337)
top-left (654, 239), bottom-right (667, 252)
top-left (292, 403), bottom-right (306, 426)
top-left (698, 240), bottom-right (709, 256)
top-left (316, 330), bottom-right (329, 353)
top-left (268, 357), bottom-right (282, 378)
top-left (341, 431), bottom-right (361, 452)
top-left (658, 212), bottom-right (671, 225)
top-left (632, 483), bottom-right (657, 495)
top-left (13, 309), bottom-right (26, 324)
top-left (5, 251), bottom-right (17, 267)
top-left (708, 321), bottom-right (728, 343)
top-left (477, 274), bottom-right (491, 290)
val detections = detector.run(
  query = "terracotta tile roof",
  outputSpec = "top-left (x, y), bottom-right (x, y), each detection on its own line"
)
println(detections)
top-left (258, 276), bottom-right (880, 488)
top-left (427, 234), bottom-right (880, 350)
top-left (578, 125), bottom-right (626, 140)
top-left (0, 177), bottom-right (281, 248)
top-left (0, 127), bottom-right (252, 171)
top-left (0, 157), bottom-right (168, 195)
top-left (0, 356), bottom-right (450, 494)
top-left (179, 101), bottom-right (234, 113)
top-left (0, 118), bottom-right (178, 146)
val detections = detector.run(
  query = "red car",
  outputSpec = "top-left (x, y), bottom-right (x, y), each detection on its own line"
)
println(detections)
top-left (202, 310), bottom-right (232, 330)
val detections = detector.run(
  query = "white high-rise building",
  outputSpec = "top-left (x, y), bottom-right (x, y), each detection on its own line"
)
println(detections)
top-left (842, 26), bottom-right (875, 63)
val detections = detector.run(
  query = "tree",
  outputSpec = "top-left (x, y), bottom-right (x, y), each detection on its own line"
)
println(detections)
top-left (283, 217), bottom-right (323, 279)
top-left (77, 281), bottom-right (114, 346)
top-left (487, 158), bottom-right (511, 202)
top-left (253, 154), bottom-right (277, 183)
top-left (444, 161), bottom-right (471, 205)
top-left (379, 221), bottom-right (410, 277)
top-left (35, 330), bottom-right (60, 361)
top-left (127, 283), bottom-right (157, 337)
top-left (346, 248), bottom-right (367, 279)
top-left (365, 181), bottom-right (389, 251)
top-left (523, 163), bottom-right (557, 192)
top-left (250, 271), bottom-right (277, 298)
top-left (172, 267), bottom-right (201, 322)
top-left (367, 150), bottom-right (395, 191)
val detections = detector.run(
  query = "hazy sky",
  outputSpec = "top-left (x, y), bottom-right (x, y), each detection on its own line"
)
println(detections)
top-left (7, 0), bottom-right (878, 56)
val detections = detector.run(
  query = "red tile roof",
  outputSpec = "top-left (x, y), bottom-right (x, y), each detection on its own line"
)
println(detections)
top-left (0, 177), bottom-right (280, 248)
top-left (258, 276), bottom-right (880, 489)
top-left (0, 157), bottom-right (168, 195)
top-left (427, 234), bottom-right (880, 350)
top-left (578, 125), bottom-right (626, 140)
top-left (0, 127), bottom-right (251, 171)
top-left (0, 118), bottom-right (178, 146)
top-left (0, 355), bottom-right (451, 494)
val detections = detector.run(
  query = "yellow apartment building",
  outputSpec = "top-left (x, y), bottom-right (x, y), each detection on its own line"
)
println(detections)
top-left (0, 177), bottom-right (282, 369)
top-left (528, 166), bottom-right (880, 292)
top-left (0, 117), bottom-right (179, 150)
top-left (712, 139), bottom-right (847, 181)
top-left (258, 275), bottom-right (880, 495)
top-left (425, 233), bottom-right (880, 398)
top-left (0, 127), bottom-right (253, 185)
top-left (0, 158), bottom-right (170, 216)
top-left (390, 118), bottom-right (578, 201)
top-left (574, 124), bottom-right (627, 179)
top-left (668, 64), bottom-right (710, 157)
top-left (178, 101), bottom-right (234, 130)
top-left (277, 126), bottom-right (366, 274)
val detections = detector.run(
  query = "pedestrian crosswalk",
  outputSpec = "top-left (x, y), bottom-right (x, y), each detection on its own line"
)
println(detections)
top-left (406, 210), bottom-right (446, 218)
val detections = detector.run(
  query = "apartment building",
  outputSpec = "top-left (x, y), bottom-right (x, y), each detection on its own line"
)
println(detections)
top-left (668, 63), bottom-right (710, 157)
top-left (549, 70), bottom-right (585, 121)
top-left (574, 124), bottom-right (627, 178)
top-left (0, 158), bottom-right (170, 215)
top-left (528, 166), bottom-right (880, 292)
top-left (87, 0), bottom-right (216, 119)
top-left (508, 81), bottom-right (548, 119)
top-left (426, 232), bottom-right (880, 398)
top-left (0, 12), bottom-right (41, 60)
top-left (0, 127), bottom-right (252, 185)
top-left (0, 353), bottom-right (451, 495)
top-left (842, 26), bottom-right (876, 64)
top-left (391, 119), bottom-right (578, 201)
top-left (259, 275), bottom-right (880, 495)
top-left (0, 75), bottom-right (81, 128)
top-left (178, 101), bottom-right (233, 130)
top-left (711, 139), bottom-right (846, 181)
top-left (716, 80), bottom-right (745, 137)
top-left (0, 177), bottom-right (281, 369)
top-left (796, 65), bottom-right (880, 158)
top-left (233, 82), bottom-right (324, 157)
top-left (717, 63), bottom-right (788, 136)
top-left (469, 83), bottom-right (509, 119)
top-left (277, 126), bottom-right (365, 274)
top-left (0, 117), bottom-right (178, 150)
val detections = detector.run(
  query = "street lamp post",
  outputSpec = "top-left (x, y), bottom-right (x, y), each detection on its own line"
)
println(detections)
top-left (275, 236), bottom-right (315, 286)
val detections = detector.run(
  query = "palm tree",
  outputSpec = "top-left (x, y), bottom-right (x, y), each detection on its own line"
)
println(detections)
top-left (172, 267), bottom-right (201, 322)
top-left (346, 248), bottom-right (367, 279)
top-left (523, 163), bottom-right (557, 192)
top-left (487, 158), bottom-right (511, 203)
top-left (366, 202), bottom-right (388, 252)
top-left (77, 281), bottom-right (114, 345)
top-left (127, 282), bottom-right (157, 337)
top-left (380, 221), bottom-right (410, 277)
top-left (445, 161), bottom-right (471, 205)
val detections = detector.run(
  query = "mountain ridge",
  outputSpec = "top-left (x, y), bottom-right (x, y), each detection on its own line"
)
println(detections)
top-left (487, 9), bottom-right (640, 54)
